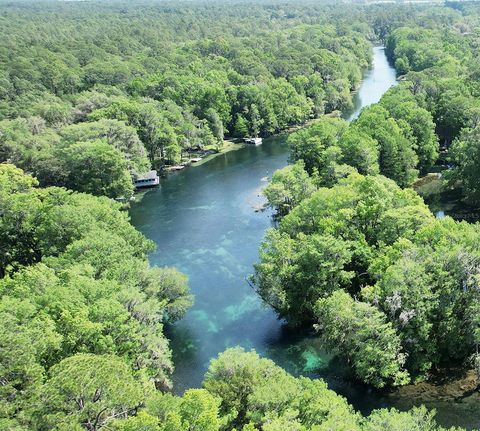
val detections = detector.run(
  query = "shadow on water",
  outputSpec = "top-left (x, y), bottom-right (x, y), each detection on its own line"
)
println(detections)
top-left (414, 172), bottom-right (480, 224)
top-left (430, 188), bottom-right (480, 223)
top-left (129, 46), bottom-right (480, 430)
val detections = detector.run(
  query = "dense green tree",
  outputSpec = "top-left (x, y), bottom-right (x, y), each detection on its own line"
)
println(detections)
top-left (0, 164), bottom-right (43, 276)
top-left (59, 119), bottom-right (150, 173)
top-left (35, 354), bottom-right (145, 431)
top-left (0, 117), bottom-right (60, 173)
top-left (315, 290), bottom-right (409, 388)
top-left (337, 128), bottom-right (380, 176)
top-left (379, 87), bottom-right (438, 172)
top-left (0, 0), bottom-right (377, 191)
top-left (0, 298), bottom-right (60, 422)
top-left (112, 411), bottom-right (160, 431)
top-left (447, 127), bottom-right (480, 205)
top-left (0, 165), bottom-right (193, 428)
top-left (57, 140), bottom-right (134, 198)
top-left (352, 105), bottom-right (418, 187)
top-left (363, 407), bottom-right (445, 431)
top-left (162, 389), bottom-right (221, 431)
top-left (203, 347), bottom-right (285, 427)
top-left (203, 348), bottom-right (361, 430)
top-left (205, 108), bottom-right (225, 141)
top-left (254, 229), bottom-right (354, 325)
top-left (234, 115), bottom-right (250, 138)
top-left (106, 347), bottom-right (458, 431)
top-left (286, 105), bottom-right (426, 189)
top-left (0, 117), bottom-right (145, 198)
top-left (263, 161), bottom-right (316, 216)
top-left (366, 218), bottom-right (480, 377)
top-left (254, 173), bottom-right (433, 324)
top-left (287, 117), bottom-right (348, 175)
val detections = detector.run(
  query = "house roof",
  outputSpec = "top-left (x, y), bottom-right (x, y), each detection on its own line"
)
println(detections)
top-left (135, 170), bottom-right (158, 181)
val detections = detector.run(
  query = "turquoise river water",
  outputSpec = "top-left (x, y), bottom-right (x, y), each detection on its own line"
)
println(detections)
top-left (130, 47), bottom-right (479, 429)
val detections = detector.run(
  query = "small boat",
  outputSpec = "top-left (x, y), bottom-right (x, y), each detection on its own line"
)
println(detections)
top-left (170, 165), bottom-right (185, 171)
top-left (134, 170), bottom-right (160, 189)
top-left (244, 137), bottom-right (262, 146)
top-left (190, 157), bottom-right (203, 163)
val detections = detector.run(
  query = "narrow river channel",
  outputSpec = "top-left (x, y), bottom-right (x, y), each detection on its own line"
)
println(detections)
top-left (130, 46), bottom-right (478, 430)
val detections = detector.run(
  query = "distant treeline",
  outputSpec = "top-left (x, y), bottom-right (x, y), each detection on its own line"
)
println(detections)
top-left (0, 0), bottom-right (373, 198)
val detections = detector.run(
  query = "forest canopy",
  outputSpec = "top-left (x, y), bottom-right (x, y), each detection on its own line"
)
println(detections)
top-left (2, 1), bottom-right (480, 430)
top-left (0, 0), bottom-right (372, 198)
top-left (257, 0), bottom-right (480, 394)
top-left (0, 164), bottom-right (193, 429)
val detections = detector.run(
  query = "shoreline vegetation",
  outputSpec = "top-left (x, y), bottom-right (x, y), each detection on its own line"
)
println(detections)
top-left (2, 1), bottom-right (480, 430)
top-left (156, 55), bottom-right (371, 178)
top-left (165, 110), bottom-right (348, 176)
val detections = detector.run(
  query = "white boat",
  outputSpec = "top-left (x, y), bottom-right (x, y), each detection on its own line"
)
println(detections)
top-left (244, 137), bottom-right (263, 146)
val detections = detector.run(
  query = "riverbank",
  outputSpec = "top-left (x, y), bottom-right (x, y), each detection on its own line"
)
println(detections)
top-left (161, 117), bottom-right (330, 174)
top-left (192, 115), bottom-right (339, 166)
top-left (147, 46), bottom-right (381, 179)
top-left (386, 369), bottom-right (480, 429)
top-left (155, 111), bottom-right (350, 178)
top-left (189, 139), bottom-right (246, 167)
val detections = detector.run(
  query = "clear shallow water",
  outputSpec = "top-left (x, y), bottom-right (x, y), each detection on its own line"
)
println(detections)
top-left (343, 46), bottom-right (398, 121)
top-left (130, 47), bottom-right (479, 429)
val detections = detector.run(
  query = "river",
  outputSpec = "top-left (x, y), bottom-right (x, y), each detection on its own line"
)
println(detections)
top-left (129, 46), bottom-right (478, 430)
